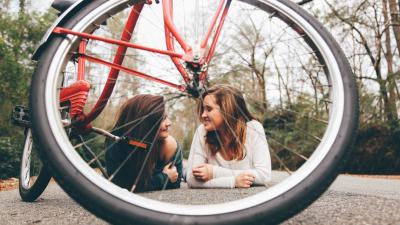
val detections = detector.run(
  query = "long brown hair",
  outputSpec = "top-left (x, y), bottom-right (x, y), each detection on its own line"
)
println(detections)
top-left (199, 84), bottom-right (256, 160)
top-left (108, 94), bottom-right (165, 192)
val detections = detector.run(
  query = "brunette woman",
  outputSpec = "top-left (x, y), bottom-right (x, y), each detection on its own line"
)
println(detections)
top-left (186, 85), bottom-right (271, 188)
top-left (105, 94), bottom-right (182, 192)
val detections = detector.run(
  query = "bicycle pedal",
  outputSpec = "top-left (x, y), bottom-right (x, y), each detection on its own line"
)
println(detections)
top-left (11, 105), bottom-right (31, 128)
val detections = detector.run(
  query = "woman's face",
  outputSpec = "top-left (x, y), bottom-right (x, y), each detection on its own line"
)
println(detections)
top-left (201, 95), bottom-right (224, 131)
top-left (159, 115), bottom-right (171, 139)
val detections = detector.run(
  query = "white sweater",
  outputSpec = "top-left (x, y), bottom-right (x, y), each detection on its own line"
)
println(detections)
top-left (186, 120), bottom-right (272, 188)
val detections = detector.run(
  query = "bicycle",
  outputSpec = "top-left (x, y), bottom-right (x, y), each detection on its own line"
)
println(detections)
top-left (28, 0), bottom-right (358, 224)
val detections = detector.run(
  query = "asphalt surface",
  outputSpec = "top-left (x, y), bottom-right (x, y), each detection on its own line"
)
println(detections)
top-left (1, 173), bottom-right (399, 225)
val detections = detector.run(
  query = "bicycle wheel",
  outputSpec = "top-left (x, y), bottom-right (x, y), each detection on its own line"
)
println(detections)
top-left (19, 128), bottom-right (52, 202)
top-left (30, 0), bottom-right (358, 224)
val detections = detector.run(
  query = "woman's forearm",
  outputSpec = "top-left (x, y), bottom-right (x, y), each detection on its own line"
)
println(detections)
top-left (186, 172), bottom-right (235, 188)
top-left (212, 165), bottom-right (271, 185)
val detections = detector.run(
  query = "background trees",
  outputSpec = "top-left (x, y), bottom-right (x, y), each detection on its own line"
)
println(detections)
top-left (0, 1), bottom-right (55, 178)
top-left (305, 0), bottom-right (400, 173)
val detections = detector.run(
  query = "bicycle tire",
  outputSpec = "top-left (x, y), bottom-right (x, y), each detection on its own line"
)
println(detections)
top-left (19, 128), bottom-right (52, 202)
top-left (30, 0), bottom-right (358, 224)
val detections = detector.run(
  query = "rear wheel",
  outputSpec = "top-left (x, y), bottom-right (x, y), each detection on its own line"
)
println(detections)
top-left (19, 128), bottom-right (51, 202)
top-left (31, 0), bottom-right (358, 224)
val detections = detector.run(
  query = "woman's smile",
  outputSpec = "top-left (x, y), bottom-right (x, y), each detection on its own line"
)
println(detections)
top-left (159, 117), bottom-right (171, 138)
top-left (201, 95), bottom-right (224, 131)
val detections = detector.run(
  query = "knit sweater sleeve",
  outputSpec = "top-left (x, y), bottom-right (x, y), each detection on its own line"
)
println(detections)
top-left (186, 126), bottom-right (236, 188)
top-left (210, 121), bottom-right (272, 186)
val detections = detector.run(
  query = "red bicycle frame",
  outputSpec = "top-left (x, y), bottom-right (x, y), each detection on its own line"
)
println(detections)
top-left (55, 0), bottom-right (232, 128)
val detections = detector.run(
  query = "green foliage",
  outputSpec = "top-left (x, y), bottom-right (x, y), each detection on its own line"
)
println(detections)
top-left (263, 95), bottom-right (328, 171)
top-left (264, 100), bottom-right (400, 174)
top-left (344, 122), bottom-right (400, 174)
top-left (0, 8), bottom-right (56, 179)
top-left (0, 135), bottom-right (23, 179)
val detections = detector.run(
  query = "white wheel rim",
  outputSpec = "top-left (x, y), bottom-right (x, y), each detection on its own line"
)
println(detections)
top-left (44, 0), bottom-right (345, 216)
top-left (20, 129), bottom-right (34, 189)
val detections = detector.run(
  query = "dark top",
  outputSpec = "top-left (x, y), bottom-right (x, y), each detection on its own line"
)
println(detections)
top-left (151, 143), bottom-right (183, 190)
top-left (105, 138), bottom-right (183, 192)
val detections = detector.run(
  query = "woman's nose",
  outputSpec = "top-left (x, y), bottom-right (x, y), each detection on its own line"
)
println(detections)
top-left (166, 118), bottom-right (172, 126)
top-left (201, 110), bottom-right (207, 118)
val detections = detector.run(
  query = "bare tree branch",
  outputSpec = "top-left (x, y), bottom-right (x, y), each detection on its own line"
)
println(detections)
top-left (297, 0), bottom-right (314, 5)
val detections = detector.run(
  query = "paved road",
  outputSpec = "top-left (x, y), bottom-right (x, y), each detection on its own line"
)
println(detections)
top-left (1, 173), bottom-right (399, 225)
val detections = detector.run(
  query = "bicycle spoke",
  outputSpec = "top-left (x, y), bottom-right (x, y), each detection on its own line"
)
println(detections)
top-left (77, 135), bottom-right (109, 177)
top-left (269, 145), bottom-right (292, 174)
top-left (130, 115), bottom-right (165, 192)
top-left (106, 115), bottom-right (162, 183)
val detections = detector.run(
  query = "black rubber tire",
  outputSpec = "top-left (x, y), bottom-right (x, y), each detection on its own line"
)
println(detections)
top-left (19, 167), bottom-right (52, 202)
top-left (18, 129), bottom-right (52, 202)
top-left (30, 0), bottom-right (358, 224)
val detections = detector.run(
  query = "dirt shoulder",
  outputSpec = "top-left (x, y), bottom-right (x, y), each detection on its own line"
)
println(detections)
top-left (0, 178), bottom-right (18, 191)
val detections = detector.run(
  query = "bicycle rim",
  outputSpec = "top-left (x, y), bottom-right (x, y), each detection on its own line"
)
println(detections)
top-left (19, 128), bottom-right (51, 201)
top-left (31, 0), bottom-right (357, 223)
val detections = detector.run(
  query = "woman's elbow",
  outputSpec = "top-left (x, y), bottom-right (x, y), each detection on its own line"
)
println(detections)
top-left (264, 173), bottom-right (272, 183)
top-left (262, 169), bottom-right (272, 182)
top-left (255, 170), bottom-right (272, 185)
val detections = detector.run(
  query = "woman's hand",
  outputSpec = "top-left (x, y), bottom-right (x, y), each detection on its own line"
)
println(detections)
top-left (192, 164), bottom-right (213, 181)
top-left (163, 163), bottom-right (178, 183)
top-left (235, 172), bottom-right (255, 188)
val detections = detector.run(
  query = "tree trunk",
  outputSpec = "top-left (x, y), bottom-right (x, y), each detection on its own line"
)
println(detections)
top-left (389, 0), bottom-right (400, 52)
top-left (19, 0), bottom-right (25, 14)
top-left (373, 37), bottom-right (396, 124)
top-left (259, 78), bottom-right (268, 112)
top-left (385, 0), bottom-right (400, 122)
